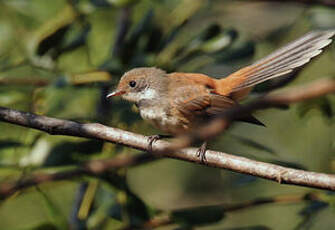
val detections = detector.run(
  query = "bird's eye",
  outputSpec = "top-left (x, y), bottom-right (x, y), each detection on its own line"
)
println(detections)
top-left (129, 81), bottom-right (136, 87)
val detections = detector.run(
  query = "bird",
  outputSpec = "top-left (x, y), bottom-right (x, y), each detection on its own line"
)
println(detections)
top-left (107, 30), bottom-right (335, 161)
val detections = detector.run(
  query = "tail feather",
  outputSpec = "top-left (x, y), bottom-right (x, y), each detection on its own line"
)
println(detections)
top-left (239, 115), bottom-right (265, 126)
top-left (216, 30), bottom-right (335, 98)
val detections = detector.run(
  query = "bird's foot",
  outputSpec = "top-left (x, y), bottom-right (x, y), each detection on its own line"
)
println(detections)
top-left (276, 169), bottom-right (288, 184)
top-left (196, 142), bottom-right (208, 163)
top-left (147, 134), bottom-right (171, 152)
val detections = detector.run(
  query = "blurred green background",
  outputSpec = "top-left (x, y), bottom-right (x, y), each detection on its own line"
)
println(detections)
top-left (0, 0), bottom-right (335, 229)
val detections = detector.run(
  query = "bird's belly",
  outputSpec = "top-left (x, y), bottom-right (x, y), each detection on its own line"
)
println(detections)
top-left (139, 107), bottom-right (186, 134)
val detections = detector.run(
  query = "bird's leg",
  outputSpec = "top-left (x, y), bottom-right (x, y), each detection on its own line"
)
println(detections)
top-left (196, 141), bottom-right (208, 163)
top-left (147, 134), bottom-right (172, 152)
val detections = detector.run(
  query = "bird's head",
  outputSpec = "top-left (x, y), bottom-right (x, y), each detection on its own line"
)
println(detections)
top-left (107, 67), bottom-right (167, 103)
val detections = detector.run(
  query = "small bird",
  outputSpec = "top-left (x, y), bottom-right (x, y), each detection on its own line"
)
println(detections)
top-left (107, 31), bottom-right (335, 160)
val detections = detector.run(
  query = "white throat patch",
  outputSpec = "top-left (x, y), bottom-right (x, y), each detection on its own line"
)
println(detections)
top-left (139, 88), bottom-right (158, 100)
top-left (123, 88), bottom-right (158, 102)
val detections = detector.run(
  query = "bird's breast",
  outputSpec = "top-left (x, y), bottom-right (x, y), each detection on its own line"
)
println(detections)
top-left (139, 105), bottom-right (187, 135)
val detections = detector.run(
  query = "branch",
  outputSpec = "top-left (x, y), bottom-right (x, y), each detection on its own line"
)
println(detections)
top-left (134, 192), bottom-right (322, 229)
top-left (0, 79), bottom-right (335, 199)
top-left (0, 153), bottom-right (156, 199)
top-left (0, 78), bottom-right (50, 87)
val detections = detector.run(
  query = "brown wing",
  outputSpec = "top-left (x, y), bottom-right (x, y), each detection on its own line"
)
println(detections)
top-left (169, 73), bottom-right (235, 117)
top-left (174, 91), bottom-right (264, 126)
top-left (216, 30), bottom-right (335, 97)
top-left (167, 73), bottom-right (263, 125)
top-left (177, 94), bottom-right (236, 117)
top-left (167, 74), bottom-right (235, 117)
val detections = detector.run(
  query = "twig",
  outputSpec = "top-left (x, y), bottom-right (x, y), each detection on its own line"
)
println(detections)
top-left (132, 193), bottom-right (322, 229)
top-left (0, 153), bottom-right (156, 199)
top-left (0, 78), bottom-right (50, 87)
top-left (0, 79), bottom-right (335, 199)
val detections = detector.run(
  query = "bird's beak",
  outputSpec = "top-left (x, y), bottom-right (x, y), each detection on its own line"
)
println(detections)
top-left (106, 90), bottom-right (126, 99)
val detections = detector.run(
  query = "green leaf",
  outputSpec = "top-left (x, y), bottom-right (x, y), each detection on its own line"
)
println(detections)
top-left (125, 191), bottom-right (151, 226)
top-left (200, 29), bottom-right (237, 53)
top-left (297, 98), bottom-right (333, 118)
top-left (29, 4), bottom-right (78, 57)
top-left (36, 187), bottom-right (67, 230)
top-left (215, 38), bottom-right (255, 62)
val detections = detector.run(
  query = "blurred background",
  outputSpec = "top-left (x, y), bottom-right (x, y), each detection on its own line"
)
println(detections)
top-left (0, 0), bottom-right (335, 229)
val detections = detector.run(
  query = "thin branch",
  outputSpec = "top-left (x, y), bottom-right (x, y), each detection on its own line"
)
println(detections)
top-left (0, 79), bottom-right (335, 199)
top-left (0, 78), bottom-right (50, 87)
top-left (0, 154), bottom-right (157, 199)
top-left (133, 193), bottom-right (323, 229)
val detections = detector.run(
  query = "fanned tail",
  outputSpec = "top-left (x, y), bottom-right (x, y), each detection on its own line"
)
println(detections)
top-left (214, 30), bottom-right (335, 99)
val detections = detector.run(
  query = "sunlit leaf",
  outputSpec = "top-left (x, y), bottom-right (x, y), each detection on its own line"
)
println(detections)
top-left (69, 71), bottom-right (112, 84)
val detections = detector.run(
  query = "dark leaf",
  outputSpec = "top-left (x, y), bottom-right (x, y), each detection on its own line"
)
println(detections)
top-left (145, 26), bottom-right (164, 53)
top-left (232, 174), bottom-right (258, 186)
top-left (108, 202), bottom-right (123, 220)
top-left (125, 191), bottom-right (151, 226)
top-left (297, 98), bottom-right (333, 118)
top-left (37, 25), bottom-right (71, 56)
top-left (230, 134), bottom-right (276, 155)
top-left (270, 160), bottom-right (307, 170)
top-left (69, 183), bottom-right (90, 230)
top-left (0, 140), bottom-right (22, 149)
top-left (172, 205), bottom-right (224, 226)
top-left (157, 20), bottom-right (188, 52)
top-left (175, 27), bottom-right (239, 70)
top-left (103, 177), bottom-right (151, 226)
top-left (121, 9), bottom-right (154, 64)
top-left (224, 226), bottom-right (271, 230)
top-left (54, 23), bottom-right (92, 59)
top-left (215, 39), bottom-right (255, 62)
top-left (200, 24), bottom-right (222, 41)
top-left (295, 201), bottom-right (328, 230)
top-left (299, 201), bottom-right (328, 216)
top-left (173, 226), bottom-right (193, 230)
top-left (44, 140), bottom-right (103, 166)
top-left (30, 223), bottom-right (59, 230)
top-left (90, 0), bottom-right (113, 7)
